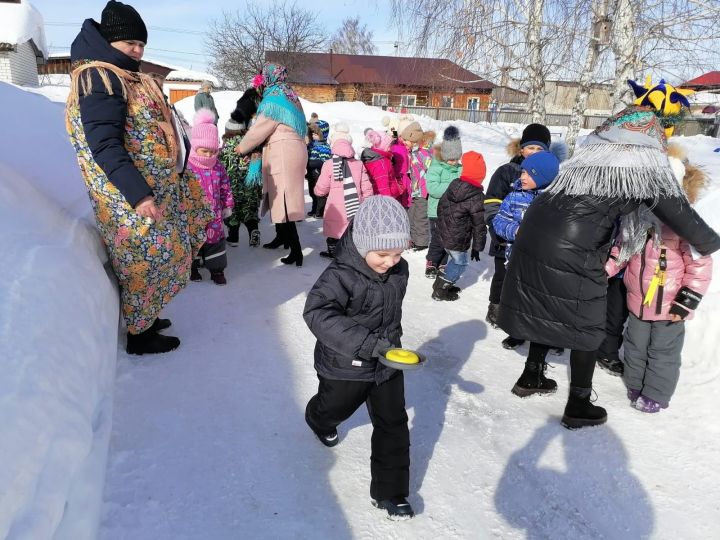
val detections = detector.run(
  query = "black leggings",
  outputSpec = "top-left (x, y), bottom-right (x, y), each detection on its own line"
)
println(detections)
top-left (528, 343), bottom-right (596, 388)
top-left (489, 256), bottom-right (506, 304)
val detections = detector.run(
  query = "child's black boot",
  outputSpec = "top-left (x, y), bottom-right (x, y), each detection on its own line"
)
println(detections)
top-left (431, 276), bottom-right (459, 301)
top-left (485, 303), bottom-right (499, 328)
top-left (372, 497), bottom-right (415, 520)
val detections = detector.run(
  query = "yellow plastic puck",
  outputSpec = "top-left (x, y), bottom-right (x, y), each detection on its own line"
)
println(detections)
top-left (384, 349), bottom-right (420, 364)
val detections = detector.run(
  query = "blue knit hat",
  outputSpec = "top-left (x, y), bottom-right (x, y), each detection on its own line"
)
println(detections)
top-left (522, 151), bottom-right (560, 189)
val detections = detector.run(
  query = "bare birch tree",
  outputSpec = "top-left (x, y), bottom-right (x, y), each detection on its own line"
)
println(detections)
top-left (609, 0), bottom-right (638, 111)
top-left (566, 0), bottom-right (611, 153)
top-left (330, 18), bottom-right (378, 55)
top-left (526, 0), bottom-right (547, 122)
top-left (206, 1), bottom-right (327, 88)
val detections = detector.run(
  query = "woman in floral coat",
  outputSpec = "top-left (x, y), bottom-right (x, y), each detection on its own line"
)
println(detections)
top-left (65, 1), bottom-right (212, 355)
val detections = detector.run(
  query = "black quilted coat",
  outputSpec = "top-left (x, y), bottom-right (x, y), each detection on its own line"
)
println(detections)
top-left (303, 225), bottom-right (409, 384)
top-left (498, 193), bottom-right (720, 351)
top-left (436, 178), bottom-right (487, 252)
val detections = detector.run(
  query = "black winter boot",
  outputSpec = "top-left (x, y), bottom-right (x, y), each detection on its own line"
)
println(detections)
top-left (511, 360), bottom-right (557, 397)
top-left (319, 238), bottom-right (338, 259)
top-left (126, 328), bottom-right (180, 355)
top-left (226, 225), bottom-right (240, 246)
top-left (486, 303), bottom-right (500, 328)
top-left (281, 222), bottom-right (303, 266)
top-left (597, 357), bottom-right (624, 376)
top-left (431, 276), bottom-right (459, 301)
top-left (263, 224), bottom-right (289, 249)
top-left (561, 386), bottom-right (608, 429)
top-left (372, 497), bottom-right (415, 520)
top-left (502, 336), bottom-right (526, 350)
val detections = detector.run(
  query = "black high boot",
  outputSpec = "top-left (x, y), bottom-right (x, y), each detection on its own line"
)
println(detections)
top-left (561, 386), bottom-right (607, 429)
top-left (431, 276), bottom-right (459, 301)
top-left (511, 360), bottom-right (557, 397)
top-left (319, 238), bottom-right (338, 259)
top-left (126, 327), bottom-right (180, 355)
top-left (263, 224), bottom-right (289, 249)
top-left (485, 303), bottom-right (500, 328)
top-left (281, 222), bottom-right (303, 266)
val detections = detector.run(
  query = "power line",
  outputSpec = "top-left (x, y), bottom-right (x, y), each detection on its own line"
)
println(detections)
top-left (46, 21), bottom-right (205, 35)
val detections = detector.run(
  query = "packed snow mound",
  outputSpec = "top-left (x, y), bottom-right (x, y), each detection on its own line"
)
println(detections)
top-left (0, 83), bottom-right (119, 539)
top-left (165, 70), bottom-right (219, 86)
top-left (0, 0), bottom-right (48, 58)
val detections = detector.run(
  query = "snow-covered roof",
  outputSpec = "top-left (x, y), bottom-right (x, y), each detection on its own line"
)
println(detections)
top-left (0, 0), bottom-right (48, 59)
top-left (165, 69), bottom-right (219, 86)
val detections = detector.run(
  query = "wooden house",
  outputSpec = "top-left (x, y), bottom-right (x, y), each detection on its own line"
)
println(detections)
top-left (265, 51), bottom-right (494, 110)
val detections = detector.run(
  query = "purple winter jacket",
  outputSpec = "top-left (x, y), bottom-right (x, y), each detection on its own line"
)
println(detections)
top-left (188, 158), bottom-right (234, 245)
top-left (606, 223), bottom-right (713, 321)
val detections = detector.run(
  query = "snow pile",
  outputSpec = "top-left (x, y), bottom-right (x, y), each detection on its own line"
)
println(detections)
top-left (0, 0), bottom-right (48, 58)
top-left (165, 69), bottom-right (219, 86)
top-left (0, 82), bottom-right (118, 539)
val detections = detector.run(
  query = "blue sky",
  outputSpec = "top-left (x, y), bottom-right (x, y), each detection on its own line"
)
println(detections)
top-left (32, 0), bottom-right (399, 72)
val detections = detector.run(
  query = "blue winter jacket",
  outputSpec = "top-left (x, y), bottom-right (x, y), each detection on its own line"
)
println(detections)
top-left (70, 19), bottom-right (154, 207)
top-left (492, 180), bottom-right (540, 261)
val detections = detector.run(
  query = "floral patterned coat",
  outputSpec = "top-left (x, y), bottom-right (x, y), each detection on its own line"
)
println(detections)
top-left (66, 58), bottom-right (212, 334)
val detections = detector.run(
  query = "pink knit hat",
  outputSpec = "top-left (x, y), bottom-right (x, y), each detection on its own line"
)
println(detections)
top-left (365, 129), bottom-right (393, 152)
top-left (191, 109), bottom-right (219, 151)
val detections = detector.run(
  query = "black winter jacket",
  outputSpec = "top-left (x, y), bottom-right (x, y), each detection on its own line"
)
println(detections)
top-left (436, 178), bottom-right (487, 252)
top-left (484, 156), bottom-right (523, 257)
top-left (498, 193), bottom-right (720, 351)
top-left (70, 19), bottom-right (153, 208)
top-left (303, 225), bottom-right (409, 384)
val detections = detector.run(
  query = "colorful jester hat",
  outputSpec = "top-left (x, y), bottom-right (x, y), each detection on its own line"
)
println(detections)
top-left (628, 76), bottom-right (694, 137)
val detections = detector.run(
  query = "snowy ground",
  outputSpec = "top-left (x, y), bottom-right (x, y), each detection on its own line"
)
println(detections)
top-left (3, 83), bottom-right (720, 539)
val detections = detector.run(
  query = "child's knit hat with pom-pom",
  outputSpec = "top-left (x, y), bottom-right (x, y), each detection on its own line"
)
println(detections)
top-left (441, 125), bottom-right (462, 161)
top-left (329, 123), bottom-right (353, 146)
top-left (365, 129), bottom-right (393, 152)
top-left (191, 108), bottom-right (219, 151)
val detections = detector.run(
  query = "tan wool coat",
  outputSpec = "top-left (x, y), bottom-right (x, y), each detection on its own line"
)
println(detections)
top-left (236, 114), bottom-right (308, 223)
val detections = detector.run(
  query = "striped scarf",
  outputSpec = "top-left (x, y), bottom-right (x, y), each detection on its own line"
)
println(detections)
top-left (333, 156), bottom-right (360, 219)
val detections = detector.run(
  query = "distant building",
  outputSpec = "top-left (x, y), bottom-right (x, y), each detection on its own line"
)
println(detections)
top-left (265, 51), bottom-right (495, 110)
top-left (544, 79), bottom-right (613, 115)
top-left (163, 69), bottom-right (220, 104)
top-left (682, 71), bottom-right (720, 92)
top-left (0, 0), bottom-right (48, 87)
top-left (40, 53), bottom-right (178, 80)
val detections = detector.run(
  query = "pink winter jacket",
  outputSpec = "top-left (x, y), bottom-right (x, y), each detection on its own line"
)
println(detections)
top-left (361, 147), bottom-right (401, 200)
top-left (391, 139), bottom-right (412, 208)
top-left (606, 224), bottom-right (713, 321)
top-left (315, 139), bottom-right (374, 239)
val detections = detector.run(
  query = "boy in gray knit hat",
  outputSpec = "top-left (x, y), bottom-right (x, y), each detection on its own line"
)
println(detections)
top-left (304, 196), bottom-right (415, 520)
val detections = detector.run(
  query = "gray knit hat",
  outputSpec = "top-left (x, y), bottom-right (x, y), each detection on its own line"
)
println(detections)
top-left (352, 196), bottom-right (411, 258)
top-left (441, 125), bottom-right (462, 161)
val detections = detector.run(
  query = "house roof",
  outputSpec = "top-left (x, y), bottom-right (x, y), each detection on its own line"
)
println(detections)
top-left (265, 52), bottom-right (494, 91)
top-left (683, 71), bottom-right (720, 89)
top-left (0, 0), bottom-right (48, 59)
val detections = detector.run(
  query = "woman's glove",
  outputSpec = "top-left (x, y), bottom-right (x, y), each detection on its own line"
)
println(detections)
top-left (471, 249), bottom-right (481, 262)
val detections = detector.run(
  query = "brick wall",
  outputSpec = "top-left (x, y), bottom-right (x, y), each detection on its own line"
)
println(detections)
top-left (0, 41), bottom-right (39, 86)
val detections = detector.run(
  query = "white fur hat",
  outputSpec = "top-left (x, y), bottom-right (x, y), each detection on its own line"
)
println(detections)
top-left (329, 123), bottom-right (353, 145)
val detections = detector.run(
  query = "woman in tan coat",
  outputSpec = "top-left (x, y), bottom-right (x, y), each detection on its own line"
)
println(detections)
top-left (235, 63), bottom-right (308, 266)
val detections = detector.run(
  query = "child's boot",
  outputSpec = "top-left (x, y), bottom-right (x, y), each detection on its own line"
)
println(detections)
top-left (431, 276), bottom-right (459, 301)
top-left (561, 386), bottom-right (607, 429)
top-left (502, 336), bottom-right (525, 349)
top-left (190, 260), bottom-right (202, 281)
top-left (511, 359), bottom-right (557, 397)
top-left (635, 395), bottom-right (668, 413)
top-left (372, 497), bottom-right (415, 520)
top-left (425, 260), bottom-right (437, 278)
top-left (249, 229), bottom-right (261, 247)
top-left (211, 271), bottom-right (227, 285)
top-left (226, 225), bottom-right (240, 246)
top-left (597, 356), bottom-right (624, 376)
top-left (319, 238), bottom-right (337, 259)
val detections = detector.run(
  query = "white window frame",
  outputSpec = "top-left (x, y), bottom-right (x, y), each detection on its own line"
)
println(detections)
top-left (400, 94), bottom-right (417, 107)
top-left (467, 97), bottom-right (480, 110)
top-left (440, 95), bottom-right (454, 108)
top-left (372, 93), bottom-right (389, 107)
